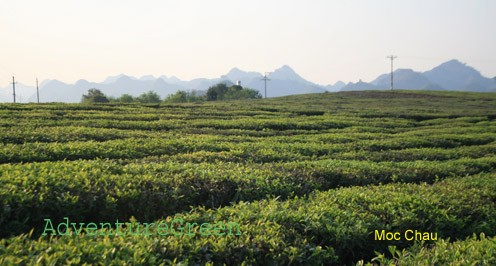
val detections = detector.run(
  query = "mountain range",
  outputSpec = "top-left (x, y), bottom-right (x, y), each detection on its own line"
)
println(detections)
top-left (1, 59), bottom-right (494, 103)
top-left (342, 60), bottom-right (496, 92)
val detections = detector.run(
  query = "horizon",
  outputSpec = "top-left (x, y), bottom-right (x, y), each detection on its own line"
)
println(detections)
top-left (1, 0), bottom-right (495, 88)
top-left (1, 58), bottom-right (491, 90)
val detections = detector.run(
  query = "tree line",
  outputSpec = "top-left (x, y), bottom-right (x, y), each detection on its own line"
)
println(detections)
top-left (81, 83), bottom-right (262, 104)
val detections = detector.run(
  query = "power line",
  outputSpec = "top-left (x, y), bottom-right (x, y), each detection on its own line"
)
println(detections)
top-left (11, 76), bottom-right (17, 103)
top-left (387, 55), bottom-right (397, 90)
top-left (36, 77), bottom-right (40, 104)
top-left (261, 72), bottom-right (271, 98)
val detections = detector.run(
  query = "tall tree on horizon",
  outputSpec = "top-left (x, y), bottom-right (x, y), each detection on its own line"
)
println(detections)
top-left (81, 88), bottom-right (109, 103)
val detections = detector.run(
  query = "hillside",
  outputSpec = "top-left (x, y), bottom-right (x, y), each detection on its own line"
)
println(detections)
top-left (0, 90), bottom-right (495, 265)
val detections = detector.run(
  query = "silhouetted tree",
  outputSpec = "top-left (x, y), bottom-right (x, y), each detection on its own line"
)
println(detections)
top-left (164, 90), bottom-right (204, 103)
top-left (165, 91), bottom-right (188, 103)
top-left (119, 94), bottom-right (134, 103)
top-left (224, 86), bottom-right (261, 100)
top-left (206, 83), bottom-right (228, 101)
top-left (81, 88), bottom-right (109, 103)
top-left (206, 83), bottom-right (261, 101)
top-left (136, 91), bottom-right (161, 103)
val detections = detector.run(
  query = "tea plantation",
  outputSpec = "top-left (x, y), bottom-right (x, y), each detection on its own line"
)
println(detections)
top-left (1, 90), bottom-right (495, 265)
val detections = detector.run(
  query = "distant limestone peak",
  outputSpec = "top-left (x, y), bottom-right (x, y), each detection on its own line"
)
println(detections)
top-left (224, 67), bottom-right (262, 82)
top-left (102, 74), bottom-right (129, 84)
top-left (140, 75), bottom-right (156, 81)
top-left (270, 65), bottom-right (306, 83)
top-left (440, 59), bottom-right (465, 66)
top-left (75, 79), bottom-right (89, 85)
top-left (431, 59), bottom-right (474, 73)
top-left (274, 65), bottom-right (297, 74)
top-left (227, 67), bottom-right (243, 75)
top-left (424, 59), bottom-right (490, 91)
top-left (115, 75), bottom-right (135, 84)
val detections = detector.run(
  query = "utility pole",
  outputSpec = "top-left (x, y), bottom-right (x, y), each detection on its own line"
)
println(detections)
top-left (11, 76), bottom-right (17, 103)
top-left (261, 72), bottom-right (271, 98)
top-left (36, 78), bottom-right (40, 103)
top-left (387, 55), bottom-right (397, 90)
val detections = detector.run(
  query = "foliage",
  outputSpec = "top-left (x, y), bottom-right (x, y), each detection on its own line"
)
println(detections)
top-left (364, 234), bottom-right (496, 266)
top-left (119, 94), bottom-right (134, 103)
top-left (80, 88), bottom-right (109, 103)
top-left (0, 90), bottom-right (495, 264)
top-left (206, 84), bottom-right (261, 101)
top-left (0, 174), bottom-right (495, 265)
top-left (164, 90), bottom-right (203, 103)
top-left (136, 91), bottom-right (161, 103)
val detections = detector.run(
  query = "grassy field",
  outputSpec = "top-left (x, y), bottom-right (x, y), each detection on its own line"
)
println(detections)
top-left (1, 90), bottom-right (495, 265)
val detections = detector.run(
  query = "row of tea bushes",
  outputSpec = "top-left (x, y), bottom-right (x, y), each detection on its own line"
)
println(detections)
top-left (1, 173), bottom-right (495, 265)
top-left (2, 157), bottom-right (495, 237)
top-left (1, 132), bottom-right (494, 164)
top-left (362, 233), bottom-right (495, 266)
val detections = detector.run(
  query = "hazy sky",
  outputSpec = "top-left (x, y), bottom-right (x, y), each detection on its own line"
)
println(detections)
top-left (1, 0), bottom-right (495, 87)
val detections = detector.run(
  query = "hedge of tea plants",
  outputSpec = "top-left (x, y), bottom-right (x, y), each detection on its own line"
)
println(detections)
top-left (0, 90), bottom-right (495, 265)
